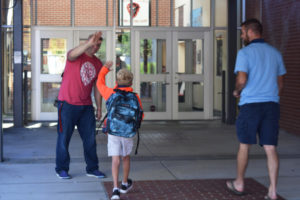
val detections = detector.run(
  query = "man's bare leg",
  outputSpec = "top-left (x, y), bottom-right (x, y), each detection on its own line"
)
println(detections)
top-left (227, 143), bottom-right (250, 192)
top-left (264, 145), bottom-right (279, 199)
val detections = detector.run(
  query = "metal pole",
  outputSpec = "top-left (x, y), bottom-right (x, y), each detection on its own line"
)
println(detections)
top-left (13, 0), bottom-right (24, 127)
top-left (106, 0), bottom-right (108, 26)
top-left (226, 0), bottom-right (237, 124)
top-left (156, 0), bottom-right (158, 26)
top-left (35, 0), bottom-right (37, 25)
top-left (71, 0), bottom-right (74, 27)
top-left (0, 0), bottom-right (4, 162)
top-left (170, 0), bottom-right (173, 27)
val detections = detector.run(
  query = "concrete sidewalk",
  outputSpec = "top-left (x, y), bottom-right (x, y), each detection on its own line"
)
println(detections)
top-left (0, 121), bottom-right (299, 200)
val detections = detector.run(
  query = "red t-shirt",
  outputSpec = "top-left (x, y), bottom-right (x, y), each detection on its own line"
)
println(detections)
top-left (58, 52), bottom-right (103, 105)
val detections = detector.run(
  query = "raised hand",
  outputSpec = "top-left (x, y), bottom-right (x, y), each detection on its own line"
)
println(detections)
top-left (87, 31), bottom-right (102, 47)
top-left (104, 61), bottom-right (113, 70)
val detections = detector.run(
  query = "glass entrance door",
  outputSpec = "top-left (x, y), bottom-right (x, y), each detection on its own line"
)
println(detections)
top-left (135, 30), bottom-right (212, 120)
top-left (32, 29), bottom-right (109, 120)
top-left (136, 31), bottom-right (172, 120)
top-left (172, 31), bottom-right (213, 119)
top-left (32, 29), bottom-right (73, 120)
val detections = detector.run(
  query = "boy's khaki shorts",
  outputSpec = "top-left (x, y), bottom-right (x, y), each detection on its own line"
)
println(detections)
top-left (107, 134), bottom-right (134, 157)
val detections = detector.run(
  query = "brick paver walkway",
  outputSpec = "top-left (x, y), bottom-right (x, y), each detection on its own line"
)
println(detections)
top-left (104, 178), bottom-right (285, 200)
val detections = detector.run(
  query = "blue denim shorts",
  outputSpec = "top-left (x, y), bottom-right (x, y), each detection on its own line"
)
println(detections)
top-left (236, 102), bottom-right (280, 146)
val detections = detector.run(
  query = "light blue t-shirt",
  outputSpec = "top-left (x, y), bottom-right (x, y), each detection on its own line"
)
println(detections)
top-left (234, 39), bottom-right (286, 105)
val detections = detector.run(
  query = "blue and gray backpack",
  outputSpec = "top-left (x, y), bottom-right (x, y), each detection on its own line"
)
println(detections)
top-left (100, 89), bottom-right (143, 154)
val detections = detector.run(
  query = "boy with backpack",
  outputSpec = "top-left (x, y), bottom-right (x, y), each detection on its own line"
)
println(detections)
top-left (96, 61), bottom-right (143, 200)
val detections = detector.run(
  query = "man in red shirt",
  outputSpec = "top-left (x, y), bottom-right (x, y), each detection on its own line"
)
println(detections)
top-left (55, 31), bottom-right (107, 179)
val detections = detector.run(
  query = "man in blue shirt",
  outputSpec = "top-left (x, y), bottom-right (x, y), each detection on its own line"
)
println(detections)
top-left (226, 19), bottom-right (286, 200)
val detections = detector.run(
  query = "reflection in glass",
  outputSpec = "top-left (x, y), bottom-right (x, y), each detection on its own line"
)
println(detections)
top-left (178, 81), bottom-right (203, 112)
top-left (116, 30), bottom-right (131, 73)
top-left (192, 0), bottom-right (210, 27)
top-left (140, 82), bottom-right (166, 112)
top-left (174, 0), bottom-right (191, 27)
top-left (215, 0), bottom-right (228, 27)
top-left (178, 39), bottom-right (203, 74)
top-left (140, 39), bottom-right (166, 74)
top-left (215, 34), bottom-right (224, 76)
top-left (41, 39), bottom-right (66, 75)
top-left (23, 28), bottom-right (32, 67)
top-left (213, 30), bottom-right (227, 117)
top-left (41, 83), bottom-right (61, 112)
top-left (174, 0), bottom-right (210, 27)
top-left (3, 28), bottom-right (13, 115)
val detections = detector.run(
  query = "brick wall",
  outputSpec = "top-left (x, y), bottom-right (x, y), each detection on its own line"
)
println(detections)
top-left (158, 1), bottom-right (171, 26)
top-left (246, 0), bottom-right (300, 135)
top-left (245, 0), bottom-right (261, 20)
top-left (151, 0), bottom-right (157, 26)
top-left (36, 0), bottom-right (71, 26)
top-left (31, 0), bottom-right (36, 25)
top-left (75, 0), bottom-right (106, 26)
top-left (23, 0), bottom-right (31, 26)
top-left (107, 0), bottom-right (113, 26)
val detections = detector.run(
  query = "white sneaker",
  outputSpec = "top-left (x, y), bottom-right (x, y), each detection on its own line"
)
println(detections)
top-left (111, 189), bottom-right (120, 200)
top-left (120, 179), bottom-right (133, 194)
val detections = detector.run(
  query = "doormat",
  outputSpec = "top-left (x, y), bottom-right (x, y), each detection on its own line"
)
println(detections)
top-left (103, 178), bottom-right (285, 200)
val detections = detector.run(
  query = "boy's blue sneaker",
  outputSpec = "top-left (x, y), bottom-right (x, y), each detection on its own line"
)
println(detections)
top-left (56, 170), bottom-right (71, 179)
top-left (86, 170), bottom-right (106, 178)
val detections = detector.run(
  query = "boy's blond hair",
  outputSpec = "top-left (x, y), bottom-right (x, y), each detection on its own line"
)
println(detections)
top-left (116, 68), bottom-right (133, 86)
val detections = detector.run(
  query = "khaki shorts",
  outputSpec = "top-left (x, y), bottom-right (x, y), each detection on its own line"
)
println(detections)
top-left (107, 134), bottom-right (134, 157)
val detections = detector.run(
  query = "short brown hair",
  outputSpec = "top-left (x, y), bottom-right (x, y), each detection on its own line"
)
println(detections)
top-left (241, 18), bottom-right (263, 35)
top-left (116, 68), bottom-right (133, 86)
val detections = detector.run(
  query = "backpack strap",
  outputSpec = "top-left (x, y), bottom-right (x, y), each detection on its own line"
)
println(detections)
top-left (135, 129), bottom-right (140, 155)
top-left (96, 113), bottom-right (108, 135)
top-left (113, 88), bottom-right (136, 95)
